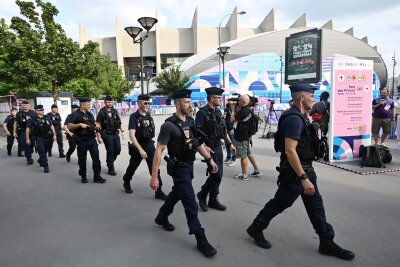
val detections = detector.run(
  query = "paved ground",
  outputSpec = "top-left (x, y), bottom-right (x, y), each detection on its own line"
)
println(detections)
top-left (1, 115), bottom-right (400, 267)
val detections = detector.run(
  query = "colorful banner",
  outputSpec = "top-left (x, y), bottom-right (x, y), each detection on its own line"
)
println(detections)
top-left (329, 59), bottom-right (373, 162)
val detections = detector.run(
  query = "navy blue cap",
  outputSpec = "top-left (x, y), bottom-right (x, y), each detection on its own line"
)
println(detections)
top-left (71, 104), bottom-right (80, 109)
top-left (104, 95), bottom-right (113, 101)
top-left (289, 83), bottom-right (317, 93)
top-left (78, 97), bottom-right (91, 103)
top-left (172, 89), bottom-right (192, 99)
top-left (51, 104), bottom-right (58, 109)
top-left (22, 100), bottom-right (29, 104)
top-left (34, 105), bottom-right (44, 110)
top-left (205, 87), bottom-right (224, 96)
top-left (138, 94), bottom-right (150, 101)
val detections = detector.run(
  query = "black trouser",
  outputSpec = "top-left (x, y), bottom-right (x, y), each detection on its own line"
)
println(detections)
top-left (77, 138), bottom-right (101, 176)
top-left (200, 145), bottom-right (223, 195)
top-left (35, 136), bottom-right (49, 167)
top-left (123, 141), bottom-right (163, 187)
top-left (252, 168), bottom-right (335, 239)
top-left (66, 134), bottom-right (77, 157)
top-left (18, 130), bottom-right (34, 159)
top-left (6, 134), bottom-right (15, 152)
top-left (103, 133), bottom-right (121, 168)
top-left (48, 128), bottom-right (64, 155)
top-left (159, 162), bottom-right (202, 235)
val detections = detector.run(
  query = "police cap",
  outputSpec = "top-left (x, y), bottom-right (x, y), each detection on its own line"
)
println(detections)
top-left (21, 100), bottom-right (29, 104)
top-left (289, 83), bottom-right (317, 93)
top-left (104, 95), bottom-right (113, 101)
top-left (34, 104), bottom-right (44, 110)
top-left (79, 97), bottom-right (91, 103)
top-left (138, 94), bottom-right (150, 101)
top-left (71, 104), bottom-right (80, 109)
top-left (205, 86), bottom-right (224, 96)
top-left (51, 104), bottom-right (58, 109)
top-left (171, 89), bottom-right (192, 99)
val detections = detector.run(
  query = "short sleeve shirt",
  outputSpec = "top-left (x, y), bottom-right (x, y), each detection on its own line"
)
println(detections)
top-left (372, 97), bottom-right (395, 119)
top-left (3, 115), bottom-right (15, 130)
top-left (234, 107), bottom-right (252, 141)
top-left (282, 114), bottom-right (304, 141)
top-left (157, 121), bottom-right (181, 145)
top-left (195, 109), bottom-right (207, 126)
top-left (27, 116), bottom-right (53, 129)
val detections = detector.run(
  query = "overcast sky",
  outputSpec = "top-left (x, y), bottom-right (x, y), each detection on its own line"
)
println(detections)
top-left (1, 0), bottom-right (399, 77)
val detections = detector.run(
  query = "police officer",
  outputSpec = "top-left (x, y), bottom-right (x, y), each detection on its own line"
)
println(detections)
top-left (2, 107), bottom-right (18, 156)
top-left (47, 104), bottom-right (65, 158)
top-left (96, 96), bottom-right (123, 175)
top-left (150, 89), bottom-right (218, 258)
top-left (13, 100), bottom-right (35, 163)
top-left (122, 94), bottom-right (167, 200)
top-left (68, 98), bottom-right (106, 184)
top-left (246, 83), bottom-right (355, 261)
top-left (196, 87), bottom-right (236, 212)
top-left (63, 104), bottom-right (79, 162)
top-left (26, 105), bottom-right (56, 173)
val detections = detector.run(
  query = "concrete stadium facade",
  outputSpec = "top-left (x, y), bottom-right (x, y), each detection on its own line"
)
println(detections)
top-left (79, 7), bottom-right (388, 97)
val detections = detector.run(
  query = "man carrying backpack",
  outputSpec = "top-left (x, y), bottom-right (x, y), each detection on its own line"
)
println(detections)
top-left (230, 94), bottom-right (262, 180)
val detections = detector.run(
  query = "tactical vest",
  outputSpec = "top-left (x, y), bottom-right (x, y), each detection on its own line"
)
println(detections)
top-left (200, 105), bottom-right (226, 147)
top-left (31, 116), bottom-right (51, 138)
top-left (133, 111), bottom-right (155, 143)
top-left (166, 114), bottom-right (201, 162)
top-left (6, 115), bottom-right (15, 131)
top-left (99, 108), bottom-right (121, 134)
top-left (47, 112), bottom-right (62, 130)
top-left (17, 110), bottom-right (35, 129)
top-left (73, 110), bottom-right (96, 139)
top-left (275, 107), bottom-right (318, 166)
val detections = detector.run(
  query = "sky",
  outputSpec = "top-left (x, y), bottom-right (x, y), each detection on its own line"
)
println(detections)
top-left (1, 0), bottom-right (400, 77)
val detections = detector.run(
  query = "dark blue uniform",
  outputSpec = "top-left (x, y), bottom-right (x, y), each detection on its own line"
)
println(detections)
top-left (123, 111), bottom-right (165, 197)
top-left (224, 104), bottom-right (236, 161)
top-left (27, 116), bottom-right (52, 172)
top-left (158, 115), bottom-right (202, 235)
top-left (96, 107), bottom-right (121, 173)
top-left (15, 110), bottom-right (35, 159)
top-left (3, 115), bottom-right (16, 155)
top-left (64, 112), bottom-right (77, 160)
top-left (195, 105), bottom-right (227, 211)
top-left (250, 106), bottom-right (334, 239)
top-left (70, 109), bottom-right (103, 182)
top-left (47, 112), bottom-right (64, 157)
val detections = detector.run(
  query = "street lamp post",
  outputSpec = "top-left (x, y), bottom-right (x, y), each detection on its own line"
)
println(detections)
top-left (144, 61), bottom-right (155, 95)
top-left (218, 46), bottom-right (230, 88)
top-left (125, 17), bottom-right (158, 94)
top-left (218, 11), bottom-right (246, 87)
top-left (392, 50), bottom-right (397, 98)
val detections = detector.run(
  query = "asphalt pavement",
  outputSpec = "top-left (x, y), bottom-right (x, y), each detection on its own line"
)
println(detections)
top-left (0, 114), bottom-right (399, 267)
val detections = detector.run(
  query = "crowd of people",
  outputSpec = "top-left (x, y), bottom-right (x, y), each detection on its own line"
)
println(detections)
top-left (1, 85), bottom-right (356, 260)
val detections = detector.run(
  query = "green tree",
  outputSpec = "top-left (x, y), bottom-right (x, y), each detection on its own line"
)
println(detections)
top-left (153, 65), bottom-right (194, 98)
top-left (63, 78), bottom-right (99, 99)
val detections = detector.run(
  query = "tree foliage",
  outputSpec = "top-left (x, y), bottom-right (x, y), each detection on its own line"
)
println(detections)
top-left (0, 0), bottom-right (129, 100)
top-left (153, 65), bottom-right (194, 98)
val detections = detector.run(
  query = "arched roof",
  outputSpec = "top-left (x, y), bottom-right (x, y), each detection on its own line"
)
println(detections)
top-left (181, 27), bottom-right (387, 88)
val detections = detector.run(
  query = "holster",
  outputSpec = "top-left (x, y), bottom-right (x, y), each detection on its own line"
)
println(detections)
top-left (128, 142), bottom-right (137, 156)
top-left (164, 156), bottom-right (190, 176)
top-left (276, 164), bottom-right (313, 185)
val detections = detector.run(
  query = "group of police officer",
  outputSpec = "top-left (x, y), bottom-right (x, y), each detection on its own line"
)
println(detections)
top-left (2, 84), bottom-right (355, 260)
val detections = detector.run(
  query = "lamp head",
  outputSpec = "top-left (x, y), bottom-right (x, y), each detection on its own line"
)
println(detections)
top-left (138, 17), bottom-right (158, 32)
top-left (125, 26), bottom-right (143, 39)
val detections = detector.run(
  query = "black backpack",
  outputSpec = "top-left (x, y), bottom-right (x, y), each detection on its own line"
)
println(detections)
top-left (360, 145), bottom-right (392, 168)
top-left (249, 109), bottom-right (262, 136)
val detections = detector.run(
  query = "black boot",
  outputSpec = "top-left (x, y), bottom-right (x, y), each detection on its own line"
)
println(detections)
top-left (155, 188), bottom-right (167, 200)
top-left (7, 144), bottom-right (12, 156)
top-left (108, 167), bottom-right (117, 176)
top-left (123, 181), bottom-right (133, 194)
top-left (18, 152), bottom-right (24, 157)
top-left (318, 238), bottom-right (355, 260)
top-left (246, 223), bottom-right (271, 249)
top-left (93, 174), bottom-right (106, 183)
top-left (197, 190), bottom-right (209, 211)
top-left (59, 153), bottom-right (66, 158)
top-left (154, 212), bottom-right (175, 231)
top-left (81, 175), bottom-right (88, 183)
top-left (66, 154), bottom-right (71, 162)
top-left (27, 157), bottom-right (34, 165)
top-left (208, 193), bottom-right (227, 211)
top-left (195, 229), bottom-right (217, 257)
top-left (44, 165), bottom-right (49, 173)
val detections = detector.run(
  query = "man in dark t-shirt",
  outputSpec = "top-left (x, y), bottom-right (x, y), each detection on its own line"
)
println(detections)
top-left (371, 89), bottom-right (396, 146)
top-left (230, 95), bottom-right (262, 180)
top-left (2, 107), bottom-right (18, 156)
